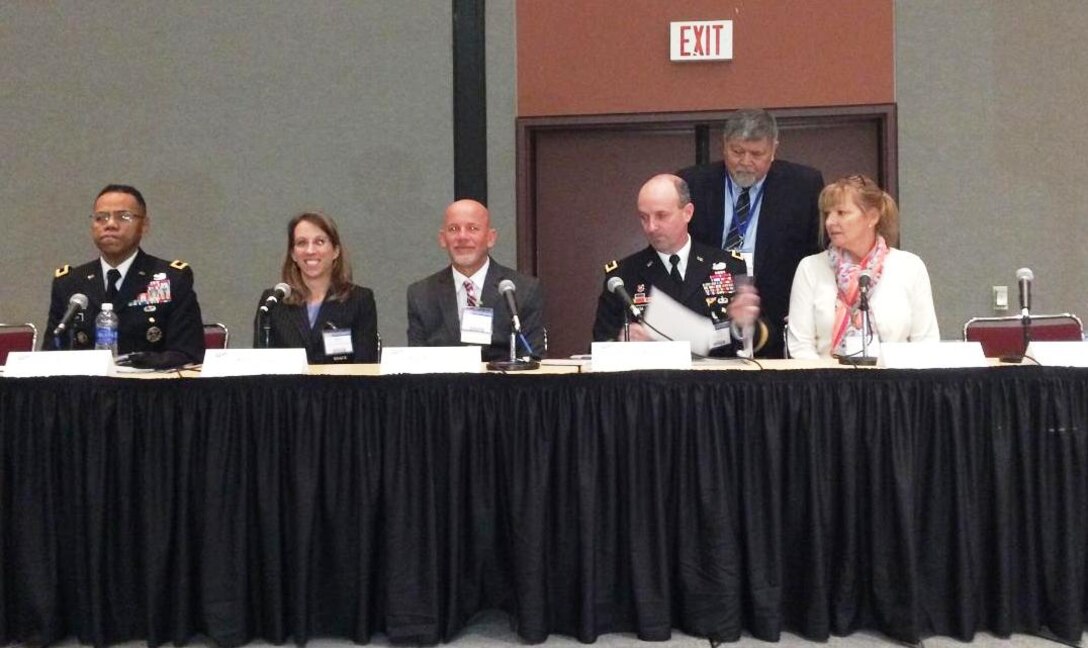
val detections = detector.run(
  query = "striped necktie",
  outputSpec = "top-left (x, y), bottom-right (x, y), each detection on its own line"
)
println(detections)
top-left (464, 280), bottom-right (477, 308)
top-left (723, 187), bottom-right (750, 250)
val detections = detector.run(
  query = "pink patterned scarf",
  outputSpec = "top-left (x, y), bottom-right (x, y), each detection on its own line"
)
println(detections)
top-left (829, 236), bottom-right (888, 353)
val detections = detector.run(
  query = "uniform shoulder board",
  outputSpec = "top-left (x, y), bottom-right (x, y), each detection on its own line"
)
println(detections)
top-left (730, 250), bottom-right (745, 261)
top-left (54, 264), bottom-right (71, 278)
top-left (170, 259), bottom-right (190, 270)
top-left (603, 259), bottom-right (618, 273)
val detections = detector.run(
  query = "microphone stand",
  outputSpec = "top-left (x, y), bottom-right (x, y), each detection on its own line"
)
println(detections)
top-left (486, 328), bottom-right (539, 371)
top-left (622, 311), bottom-right (632, 342)
top-left (258, 309), bottom-right (272, 349)
top-left (839, 287), bottom-right (877, 366)
top-left (1020, 310), bottom-right (1032, 359)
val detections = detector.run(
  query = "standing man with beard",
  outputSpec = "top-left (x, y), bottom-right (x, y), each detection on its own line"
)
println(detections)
top-left (678, 108), bottom-right (823, 358)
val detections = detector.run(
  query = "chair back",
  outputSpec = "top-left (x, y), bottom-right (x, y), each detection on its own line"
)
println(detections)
top-left (203, 322), bottom-right (230, 349)
top-left (963, 313), bottom-right (1083, 358)
top-left (0, 323), bottom-right (39, 365)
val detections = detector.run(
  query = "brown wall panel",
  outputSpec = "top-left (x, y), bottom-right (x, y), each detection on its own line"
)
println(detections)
top-left (534, 128), bottom-right (693, 356)
top-left (518, 0), bottom-right (894, 117)
top-left (521, 108), bottom-right (894, 358)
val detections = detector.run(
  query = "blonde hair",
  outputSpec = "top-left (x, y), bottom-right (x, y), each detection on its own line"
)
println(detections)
top-left (818, 175), bottom-right (899, 248)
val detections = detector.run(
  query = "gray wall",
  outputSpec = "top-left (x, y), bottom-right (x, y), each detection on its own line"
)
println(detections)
top-left (6, 2), bottom-right (1086, 351)
top-left (0, 2), bottom-right (518, 348)
top-left (896, 1), bottom-right (1088, 338)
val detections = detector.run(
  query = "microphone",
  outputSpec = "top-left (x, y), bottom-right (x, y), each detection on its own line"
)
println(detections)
top-left (53, 293), bottom-right (89, 337)
top-left (497, 279), bottom-right (522, 333)
top-left (259, 282), bottom-right (292, 312)
top-left (606, 276), bottom-right (642, 322)
top-left (1016, 267), bottom-right (1033, 319)
top-left (858, 269), bottom-right (872, 295)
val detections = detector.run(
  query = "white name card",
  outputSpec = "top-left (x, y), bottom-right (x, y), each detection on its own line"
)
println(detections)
top-left (590, 341), bottom-right (692, 372)
top-left (670, 20), bottom-right (733, 61)
top-left (380, 346), bottom-right (482, 375)
top-left (200, 348), bottom-right (309, 377)
top-left (1025, 341), bottom-right (1088, 367)
top-left (4, 350), bottom-right (115, 377)
top-left (877, 341), bottom-right (988, 369)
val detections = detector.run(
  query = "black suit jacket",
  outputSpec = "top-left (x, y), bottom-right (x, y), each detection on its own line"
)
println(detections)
top-left (43, 249), bottom-right (205, 367)
top-left (677, 158), bottom-right (823, 358)
top-left (254, 284), bottom-right (379, 364)
top-left (592, 240), bottom-right (753, 356)
top-left (406, 258), bottom-right (546, 361)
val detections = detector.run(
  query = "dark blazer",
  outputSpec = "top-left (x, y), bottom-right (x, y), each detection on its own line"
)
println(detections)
top-left (406, 258), bottom-right (546, 361)
top-left (677, 158), bottom-right (824, 358)
top-left (253, 284), bottom-right (379, 364)
top-left (592, 240), bottom-right (755, 356)
top-left (43, 249), bottom-right (205, 367)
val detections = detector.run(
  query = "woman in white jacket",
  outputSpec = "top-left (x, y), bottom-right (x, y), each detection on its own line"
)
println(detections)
top-left (787, 174), bottom-right (939, 360)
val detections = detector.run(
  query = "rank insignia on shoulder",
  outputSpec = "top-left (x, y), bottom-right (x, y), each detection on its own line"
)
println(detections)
top-left (54, 264), bottom-right (71, 278)
top-left (170, 259), bottom-right (190, 270)
top-left (604, 260), bottom-right (618, 273)
top-left (731, 250), bottom-right (745, 261)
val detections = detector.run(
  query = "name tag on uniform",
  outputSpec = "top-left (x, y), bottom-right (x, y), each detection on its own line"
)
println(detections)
top-left (322, 329), bottom-right (354, 356)
top-left (460, 306), bottom-right (493, 345)
top-left (709, 320), bottom-right (732, 351)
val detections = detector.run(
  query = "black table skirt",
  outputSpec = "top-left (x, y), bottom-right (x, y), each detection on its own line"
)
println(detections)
top-left (1, 367), bottom-right (1087, 646)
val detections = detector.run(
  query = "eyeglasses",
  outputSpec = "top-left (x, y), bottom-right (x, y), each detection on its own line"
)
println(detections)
top-left (90, 210), bottom-right (143, 224)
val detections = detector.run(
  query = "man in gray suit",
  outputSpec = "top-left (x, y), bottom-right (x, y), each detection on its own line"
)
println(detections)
top-left (407, 199), bottom-right (546, 360)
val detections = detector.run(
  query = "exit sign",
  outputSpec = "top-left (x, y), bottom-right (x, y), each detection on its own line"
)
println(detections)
top-left (670, 20), bottom-right (733, 61)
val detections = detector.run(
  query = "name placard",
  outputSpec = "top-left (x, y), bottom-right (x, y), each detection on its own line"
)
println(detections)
top-left (590, 341), bottom-right (692, 372)
top-left (380, 346), bottom-right (482, 374)
top-left (200, 348), bottom-right (309, 377)
top-left (877, 342), bottom-right (987, 369)
top-left (1025, 341), bottom-right (1088, 367)
top-left (4, 350), bottom-right (115, 377)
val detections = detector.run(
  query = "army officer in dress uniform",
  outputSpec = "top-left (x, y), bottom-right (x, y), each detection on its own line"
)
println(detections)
top-left (42, 184), bottom-right (205, 368)
top-left (592, 174), bottom-right (767, 356)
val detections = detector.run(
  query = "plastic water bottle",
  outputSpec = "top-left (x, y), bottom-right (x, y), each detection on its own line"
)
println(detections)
top-left (94, 303), bottom-right (119, 356)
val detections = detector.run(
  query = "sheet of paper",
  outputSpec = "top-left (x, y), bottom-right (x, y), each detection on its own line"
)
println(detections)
top-left (641, 287), bottom-right (715, 356)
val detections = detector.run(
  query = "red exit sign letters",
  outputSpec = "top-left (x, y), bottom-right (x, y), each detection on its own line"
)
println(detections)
top-left (670, 20), bottom-right (733, 62)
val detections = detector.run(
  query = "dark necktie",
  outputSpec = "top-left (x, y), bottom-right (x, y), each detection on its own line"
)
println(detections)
top-left (105, 269), bottom-right (121, 305)
top-left (724, 187), bottom-right (750, 250)
top-left (669, 254), bottom-right (682, 284)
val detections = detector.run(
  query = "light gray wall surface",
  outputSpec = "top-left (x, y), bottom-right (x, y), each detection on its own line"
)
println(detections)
top-left (0, 2), bottom-right (517, 349)
top-left (896, 1), bottom-right (1088, 338)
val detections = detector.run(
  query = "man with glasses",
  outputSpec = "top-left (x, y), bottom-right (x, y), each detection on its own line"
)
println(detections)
top-left (42, 184), bottom-right (205, 367)
top-left (678, 108), bottom-right (824, 358)
top-left (406, 199), bottom-right (545, 360)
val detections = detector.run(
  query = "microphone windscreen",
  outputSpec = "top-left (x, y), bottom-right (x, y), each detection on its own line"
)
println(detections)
top-left (1016, 267), bottom-right (1034, 282)
top-left (70, 293), bottom-right (89, 309)
top-left (498, 279), bottom-right (516, 294)
top-left (606, 276), bottom-right (625, 294)
top-left (274, 282), bottom-right (292, 298)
